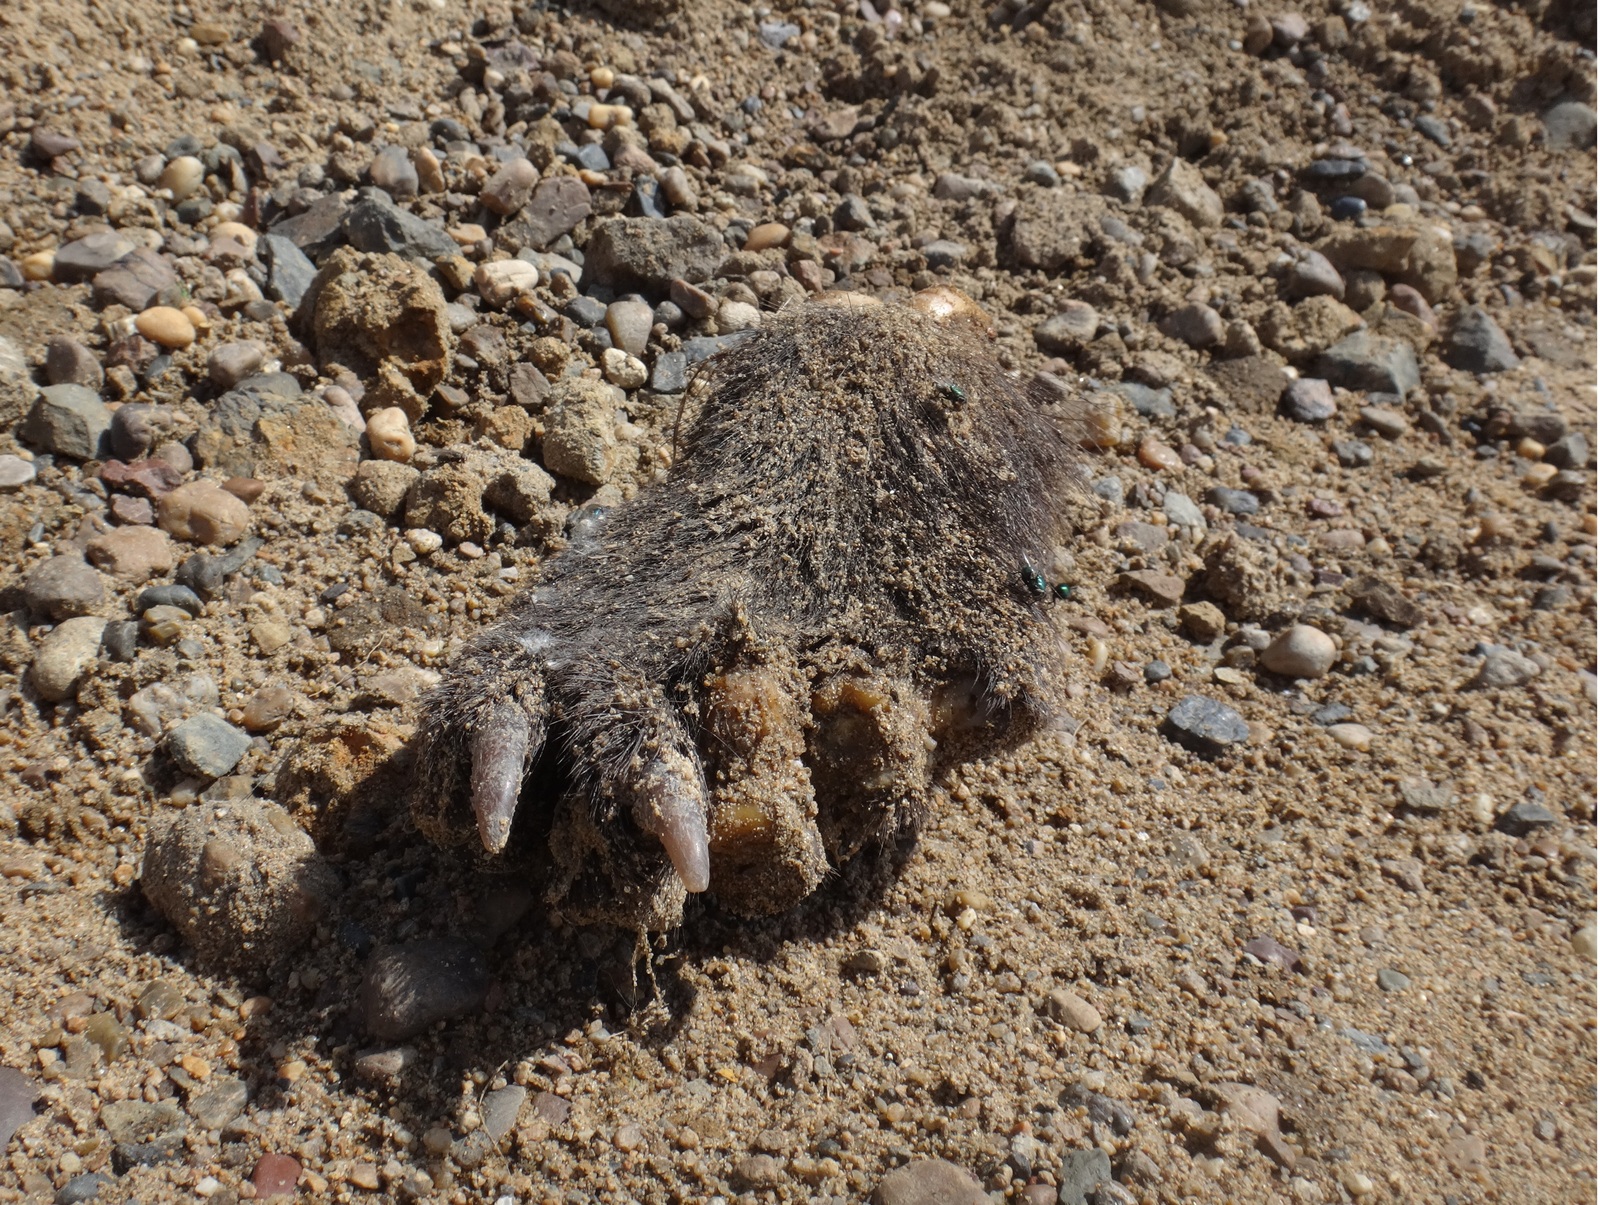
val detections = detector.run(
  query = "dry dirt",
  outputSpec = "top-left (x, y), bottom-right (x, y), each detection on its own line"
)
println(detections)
top-left (0, 0), bottom-right (1595, 1203)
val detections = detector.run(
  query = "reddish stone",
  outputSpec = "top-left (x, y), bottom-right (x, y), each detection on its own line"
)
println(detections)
top-left (99, 457), bottom-right (185, 500)
top-left (252, 1152), bottom-right (301, 1198)
top-left (109, 494), bottom-right (155, 525)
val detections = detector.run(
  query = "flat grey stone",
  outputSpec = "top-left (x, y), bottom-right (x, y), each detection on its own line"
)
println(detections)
top-left (343, 188), bottom-right (456, 260)
top-left (872, 1159), bottom-right (986, 1205)
top-left (1164, 694), bottom-right (1249, 752)
top-left (1542, 101), bottom-right (1596, 150)
top-left (260, 234), bottom-right (316, 307)
top-left (1058, 1148), bottom-right (1113, 1205)
top-left (166, 713), bottom-right (253, 778)
top-left (1443, 306), bottom-right (1519, 373)
top-left (54, 231), bottom-right (137, 283)
top-left (582, 215), bottom-right (724, 292)
top-left (1312, 331), bottom-right (1420, 395)
top-left (0, 1066), bottom-right (38, 1151)
top-left (21, 384), bottom-right (111, 459)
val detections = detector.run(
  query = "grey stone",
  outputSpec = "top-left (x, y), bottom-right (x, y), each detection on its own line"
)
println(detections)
top-left (1145, 156), bottom-right (1223, 227)
top-left (1333, 439), bottom-right (1373, 467)
top-left (54, 231), bottom-right (137, 283)
top-left (1472, 647), bottom-right (1540, 689)
top-left (1443, 306), bottom-right (1519, 373)
top-left (1092, 476), bottom-right (1124, 505)
top-left (757, 19), bottom-right (801, 48)
top-left (681, 332), bottom-right (753, 363)
top-left (269, 193), bottom-right (352, 260)
top-left (921, 239), bottom-right (968, 269)
top-left (260, 234), bottom-right (317, 307)
top-left (54, 1172), bottom-right (112, 1204)
top-left (100, 1098), bottom-right (186, 1150)
top-left (932, 173), bottom-right (992, 201)
top-left (362, 940), bottom-right (491, 1040)
top-left (91, 247), bottom-right (177, 310)
top-left (368, 145), bottom-right (419, 198)
top-left (1415, 114), bottom-right (1452, 147)
top-left (1280, 377), bottom-right (1336, 422)
top-left (134, 585), bottom-right (204, 617)
top-left (208, 341), bottom-right (266, 389)
top-left (1164, 694), bottom-right (1249, 752)
top-left (1285, 249), bottom-right (1344, 300)
top-left (1104, 163), bottom-right (1149, 203)
top-left (1312, 331), bottom-right (1420, 395)
top-left (834, 194), bottom-right (873, 232)
top-left (45, 336), bottom-right (104, 389)
top-left (186, 1077), bottom-right (249, 1130)
top-left (166, 714), bottom-right (253, 778)
top-left (605, 298), bottom-right (654, 358)
top-left (343, 188), bottom-right (456, 259)
top-left (0, 1066), bottom-right (37, 1151)
top-left (21, 384), bottom-right (111, 459)
top-left (1542, 101), bottom-right (1597, 150)
top-left (872, 1158), bottom-right (987, 1205)
top-left (1109, 381), bottom-right (1174, 418)
top-left (1497, 800), bottom-right (1557, 836)
top-left (1058, 1149), bottom-right (1113, 1205)
top-left (1543, 432), bottom-right (1589, 470)
top-left (1035, 302), bottom-right (1099, 354)
top-left (480, 1085), bottom-right (526, 1142)
top-left (1377, 968), bottom-right (1411, 992)
top-left (650, 350), bottom-right (688, 394)
top-left (1206, 487), bottom-right (1260, 515)
top-left (1163, 491), bottom-right (1206, 529)
top-left (23, 556), bottom-right (105, 620)
top-left (582, 216), bottom-right (723, 292)
top-left (499, 176), bottom-right (593, 250)
top-left (1024, 160), bottom-right (1061, 187)
top-left (1160, 302), bottom-right (1225, 349)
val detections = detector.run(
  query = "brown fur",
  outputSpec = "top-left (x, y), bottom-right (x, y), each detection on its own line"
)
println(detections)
top-left (413, 296), bottom-right (1085, 931)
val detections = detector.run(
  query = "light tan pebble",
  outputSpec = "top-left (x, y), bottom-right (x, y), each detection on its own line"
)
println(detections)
top-left (1572, 924), bottom-right (1597, 962)
top-left (658, 165), bottom-right (698, 209)
top-left (1515, 437), bottom-right (1546, 460)
top-left (1260, 625), bottom-right (1338, 678)
top-left (211, 221), bottom-right (258, 252)
top-left (1521, 462), bottom-right (1559, 487)
top-left (587, 103), bottom-right (633, 130)
top-left (21, 250), bottom-right (56, 281)
top-left (600, 348), bottom-right (648, 389)
top-left (577, 168), bottom-right (608, 187)
top-left (1583, 513), bottom-right (1597, 536)
top-left (449, 223), bottom-right (488, 245)
top-left (1365, 536), bottom-right (1392, 559)
top-left (136, 306), bottom-right (197, 349)
top-left (474, 259), bottom-right (540, 307)
top-left (366, 407), bottom-right (416, 462)
top-left (32, 616), bottom-right (108, 702)
top-left (590, 66), bottom-right (615, 89)
top-left (413, 146), bottom-right (446, 194)
top-left (716, 299), bottom-right (762, 333)
top-left (406, 528), bottom-right (444, 555)
top-left (181, 304), bottom-right (210, 333)
top-left (1340, 1171), bottom-right (1375, 1197)
top-left (744, 222), bottom-right (791, 251)
top-left (194, 1177), bottom-right (222, 1198)
top-left (481, 157), bottom-right (539, 216)
top-left (159, 154), bottom-right (205, 200)
top-left (347, 1164), bottom-right (381, 1191)
top-left (224, 268), bottom-right (264, 304)
top-left (1137, 434), bottom-right (1182, 471)
top-left (1326, 723), bottom-right (1373, 752)
top-left (1044, 988), bottom-right (1102, 1033)
top-left (157, 480), bottom-right (252, 545)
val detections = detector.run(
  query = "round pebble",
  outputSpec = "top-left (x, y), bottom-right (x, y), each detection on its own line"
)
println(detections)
top-left (475, 259), bottom-right (540, 307)
top-left (365, 407), bottom-right (416, 462)
top-left (481, 157), bottom-right (539, 215)
top-left (604, 297), bottom-right (654, 358)
top-left (1260, 625), bottom-right (1338, 678)
top-left (1326, 722), bottom-right (1374, 751)
top-left (157, 480), bottom-right (252, 546)
top-left (159, 155), bottom-right (206, 201)
top-left (136, 306), bottom-right (197, 350)
top-left (406, 528), bottom-right (444, 555)
top-left (31, 616), bottom-right (108, 703)
top-left (744, 222), bottom-right (791, 251)
top-left (601, 347), bottom-right (648, 389)
top-left (207, 341), bottom-right (265, 388)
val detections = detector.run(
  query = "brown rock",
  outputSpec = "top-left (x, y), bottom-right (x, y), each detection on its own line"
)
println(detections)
top-left (158, 481), bottom-right (252, 546)
top-left (296, 248), bottom-right (451, 421)
top-left (84, 526), bottom-right (175, 581)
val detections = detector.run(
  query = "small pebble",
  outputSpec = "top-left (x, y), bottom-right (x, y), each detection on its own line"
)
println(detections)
top-left (158, 480), bottom-right (251, 546)
top-left (166, 714), bottom-right (252, 778)
top-left (366, 407), bottom-right (416, 462)
top-left (251, 1154), bottom-right (301, 1199)
top-left (32, 616), bottom-right (108, 702)
top-left (207, 341), bottom-right (265, 388)
top-left (136, 306), bottom-right (197, 350)
top-left (601, 347), bottom-right (648, 389)
top-left (1326, 722), bottom-right (1374, 751)
top-left (159, 155), bottom-right (205, 201)
top-left (1045, 988), bottom-right (1103, 1032)
top-left (475, 259), bottom-right (540, 307)
top-left (1260, 625), bottom-right (1338, 678)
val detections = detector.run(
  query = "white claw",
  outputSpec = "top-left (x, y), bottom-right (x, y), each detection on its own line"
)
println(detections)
top-left (471, 705), bottom-right (529, 854)
top-left (634, 756), bottom-right (710, 893)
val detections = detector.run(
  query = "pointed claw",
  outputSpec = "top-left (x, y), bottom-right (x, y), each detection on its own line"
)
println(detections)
top-left (471, 705), bottom-right (530, 854)
top-left (634, 756), bottom-right (711, 893)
